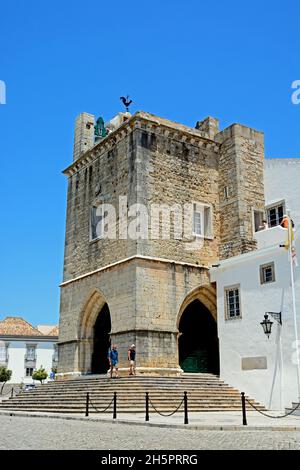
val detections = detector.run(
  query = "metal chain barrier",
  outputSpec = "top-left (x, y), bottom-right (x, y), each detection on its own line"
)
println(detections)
top-left (245, 397), bottom-right (300, 419)
top-left (85, 391), bottom-right (117, 418)
top-left (0, 387), bottom-right (14, 397)
top-left (89, 396), bottom-right (114, 413)
top-left (149, 396), bottom-right (184, 417)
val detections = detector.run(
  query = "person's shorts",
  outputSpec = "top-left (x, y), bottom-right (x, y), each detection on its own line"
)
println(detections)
top-left (130, 360), bottom-right (135, 365)
top-left (111, 361), bottom-right (118, 367)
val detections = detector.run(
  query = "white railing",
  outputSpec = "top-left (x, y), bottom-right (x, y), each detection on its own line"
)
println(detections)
top-left (254, 225), bottom-right (287, 249)
top-left (24, 354), bottom-right (36, 362)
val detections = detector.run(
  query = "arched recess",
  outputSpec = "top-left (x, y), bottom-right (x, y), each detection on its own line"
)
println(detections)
top-left (77, 289), bottom-right (111, 374)
top-left (177, 285), bottom-right (219, 374)
top-left (177, 285), bottom-right (217, 327)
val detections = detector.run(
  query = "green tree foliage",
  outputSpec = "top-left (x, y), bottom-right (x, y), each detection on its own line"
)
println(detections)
top-left (32, 366), bottom-right (48, 384)
top-left (0, 366), bottom-right (12, 394)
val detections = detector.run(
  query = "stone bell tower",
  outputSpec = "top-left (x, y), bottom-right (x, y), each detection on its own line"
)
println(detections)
top-left (73, 113), bottom-right (95, 162)
top-left (58, 109), bottom-right (265, 379)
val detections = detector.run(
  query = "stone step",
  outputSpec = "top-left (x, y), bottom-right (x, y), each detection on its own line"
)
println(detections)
top-left (0, 408), bottom-right (249, 413)
top-left (0, 406), bottom-right (260, 413)
top-left (0, 374), bottom-right (263, 413)
top-left (0, 408), bottom-right (254, 413)
top-left (2, 397), bottom-right (255, 404)
top-left (1, 399), bottom-right (261, 409)
top-left (36, 381), bottom-right (227, 389)
top-left (0, 401), bottom-right (256, 409)
top-left (11, 392), bottom-right (241, 401)
top-left (0, 403), bottom-right (258, 412)
top-left (46, 377), bottom-right (225, 384)
top-left (65, 374), bottom-right (221, 381)
top-left (18, 385), bottom-right (232, 394)
top-left (8, 396), bottom-right (244, 403)
top-left (14, 387), bottom-right (235, 394)
top-left (5, 391), bottom-right (248, 399)
top-left (14, 387), bottom-right (239, 395)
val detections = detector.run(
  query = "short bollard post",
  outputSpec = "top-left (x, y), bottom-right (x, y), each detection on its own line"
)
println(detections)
top-left (85, 392), bottom-right (89, 417)
top-left (113, 392), bottom-right (117, 419)
top-left (145, 392), bottom-right (149, 422)
top-left (184, 391), bottom-right (189, 425)
top-left (241, 392), bottom-right (247, 426)
top-left (11, 388), bottom-right (14, 398)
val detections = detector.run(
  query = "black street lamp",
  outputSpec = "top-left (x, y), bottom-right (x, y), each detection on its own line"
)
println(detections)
top-left (260, 312), bottom-right (282, 338)
top-left (261, 314), bottom-right (273, 338)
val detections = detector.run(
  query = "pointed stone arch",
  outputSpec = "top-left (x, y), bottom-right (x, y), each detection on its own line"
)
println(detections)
top-left (78, 288), bottom-right (108, 340)
top-left (177, 284), bottom-right (217, 329)
top-left (177, 284), bottom-right (218, 373)
top-left (77, 288), bottom-right (110, 374)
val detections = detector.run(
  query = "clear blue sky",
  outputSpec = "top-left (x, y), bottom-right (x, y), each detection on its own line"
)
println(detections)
top-left (0, 0), bottom-right (299, 326)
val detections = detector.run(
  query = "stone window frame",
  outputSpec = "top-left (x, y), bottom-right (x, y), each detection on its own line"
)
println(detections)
top-left (265, 199), bottom-right (286, 228)
top-left (260, 261), bottom-right (276, 285)
top-left (224, 284), bottom-right (242, 320)
top-left (192, 201), bottom-right (213, 239)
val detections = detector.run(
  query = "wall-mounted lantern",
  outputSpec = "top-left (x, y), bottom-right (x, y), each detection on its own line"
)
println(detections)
top-left (260, 312), bottom-right (282, 338)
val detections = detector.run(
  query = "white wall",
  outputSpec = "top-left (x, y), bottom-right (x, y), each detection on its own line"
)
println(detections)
top-left (264, 159), bottom-right (300, 230)
top-left (3, 340), bottom-right (56, 384)
top-left (211, 234), bottom-right (300, 410)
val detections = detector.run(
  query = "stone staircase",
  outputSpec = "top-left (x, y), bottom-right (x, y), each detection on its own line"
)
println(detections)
top-left (0, 374), bottom-right (264, 414)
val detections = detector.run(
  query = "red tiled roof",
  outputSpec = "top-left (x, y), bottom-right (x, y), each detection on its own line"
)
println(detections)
top-left (0, 317), bottom-right (44, 336)
top-left (47, 325), bottom-right (59, 336)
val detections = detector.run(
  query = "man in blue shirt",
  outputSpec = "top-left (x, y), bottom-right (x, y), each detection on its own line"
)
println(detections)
top-left (108, 345), bottom-right (119, 378)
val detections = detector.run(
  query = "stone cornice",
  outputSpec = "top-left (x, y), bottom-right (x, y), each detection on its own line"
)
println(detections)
top-left (109, 328), bottom-right (179, 335)
top-left (60, 254), bottom-right (208, 287)
top-left (58, 329), bottom-right (179, 345)
top-left (63, 111), bottom-right (220, 177)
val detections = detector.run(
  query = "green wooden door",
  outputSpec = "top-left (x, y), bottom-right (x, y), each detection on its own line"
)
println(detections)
top-left (180, 349), bottom-right (209, 373)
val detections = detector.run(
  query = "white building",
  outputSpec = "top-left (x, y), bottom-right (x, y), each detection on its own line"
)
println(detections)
top-left (211, 158), bottom-right (300, 410)
top-left (0, 317), bottom-right (58, 384)
top-left (264, 158), bottom-right (300, 229)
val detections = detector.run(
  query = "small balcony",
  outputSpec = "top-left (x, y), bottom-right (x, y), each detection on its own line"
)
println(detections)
top-left (254, 225), bottom-right (286, 249)
top-left (24, 354), bottom-right (36, 361)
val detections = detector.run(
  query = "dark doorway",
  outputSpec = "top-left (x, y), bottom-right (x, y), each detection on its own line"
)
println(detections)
top-left (91, 303), bottom-right (111, 374)
top-left (179, 300), bottom-right (219, 374)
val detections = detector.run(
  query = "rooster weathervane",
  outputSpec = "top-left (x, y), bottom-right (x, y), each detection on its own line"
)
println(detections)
top-left (120, 95), bottom-right (133, 112)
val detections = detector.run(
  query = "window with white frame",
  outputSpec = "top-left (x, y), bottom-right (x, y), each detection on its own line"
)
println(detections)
top-left (25, 345), bottom-right (36, 361)
top-left (193, 209), bottom-right (202, 235)
top-left (260, 262), bottom-right (275, 284)
top-left (225, 285), bottom-right (241, 319)
top-left (266, 201), bottom-right (285, 228)
top-left (193, 203), bottom-right (212, 238)
top-left (90, 205), bottom-right (104, 240)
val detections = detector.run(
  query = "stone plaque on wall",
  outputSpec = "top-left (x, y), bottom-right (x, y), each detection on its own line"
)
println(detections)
top-left (241, 356), bottom-right (267, 370)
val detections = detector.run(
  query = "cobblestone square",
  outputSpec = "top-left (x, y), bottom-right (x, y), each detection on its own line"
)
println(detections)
top-left (1, 415), bottom-right (300, 450)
